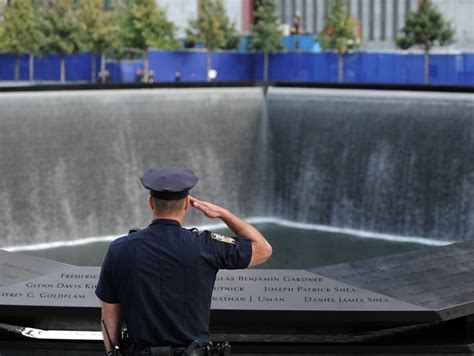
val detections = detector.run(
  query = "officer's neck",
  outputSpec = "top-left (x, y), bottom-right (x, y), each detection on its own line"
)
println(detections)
top-left (152, 212), bottom-right (185, 225)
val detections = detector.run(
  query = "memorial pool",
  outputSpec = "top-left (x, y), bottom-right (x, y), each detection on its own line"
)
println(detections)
top-left (14, 222), bottom-right (437, 268)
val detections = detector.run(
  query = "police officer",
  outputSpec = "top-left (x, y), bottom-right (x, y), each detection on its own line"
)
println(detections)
top-left (95, 166), bottom-right (272, 355)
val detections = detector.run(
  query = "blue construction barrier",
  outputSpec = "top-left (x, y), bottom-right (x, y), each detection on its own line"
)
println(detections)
top-left (0, 54), bottom-right (31, 81)
top-left (210, 52), bottom-right (257, 81)
top-left (343, 53), bottom-right (424, 84)
top-left (1, 51), bottom-right (473, 86)
top-left (105, 52), bottom-right (207, 83)
top-left (266, 52), bottom-right (474, 85)
top-left (109, 51), bottom-right (257, 83)
top-left (34, 53), bottom-right (100, 82)
top-left (106, 60), bottom-right (143, 83)
top-left (148, 51), bottom-right (207, 82)
top-left (428, 54), bottom-right (474, 86)
top-left (0, 52), bottom-right (100, 82)
top-left (268, 52), bottom-right (338, 82)
top-left (34, 53), bottom-right (95, 81)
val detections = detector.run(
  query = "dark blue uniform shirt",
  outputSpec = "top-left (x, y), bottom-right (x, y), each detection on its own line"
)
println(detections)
top-left (95, 219), bottom-right (252, 347)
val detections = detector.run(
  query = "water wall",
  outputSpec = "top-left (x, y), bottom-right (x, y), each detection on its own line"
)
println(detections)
top-left (0, 87), bottom-right (473, 247)
top-left (0, 88), bottom-right (265, 247)
top-left (267, 88), bottom-right (474, 241)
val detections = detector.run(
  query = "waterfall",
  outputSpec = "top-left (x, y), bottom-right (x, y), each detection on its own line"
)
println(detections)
top-left (266, 88), bottom-right (474, 241)
top-left (0, 88), bottom-right (265, 246)
top-left (0, 87), bottom-right (472, 246)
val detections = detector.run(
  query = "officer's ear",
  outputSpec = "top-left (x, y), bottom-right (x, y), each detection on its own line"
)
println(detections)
top-left (183, 196), bottom-right (190, 211)
top-left (149, 195), bottom-right (154, 210)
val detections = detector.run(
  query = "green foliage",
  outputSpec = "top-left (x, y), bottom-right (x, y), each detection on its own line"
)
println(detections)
top-left (186, 0), bottom-right (239, 51)
top-left (221, 19), bottom-right (240, 50)
top-left (396, 0), bottom-right (455, 52)
top-left (319, 0), bottom-right (359, 54)
top-left (119, 0), bottom-right (178, 54)
top-left (76, 0), bottom-right (120, 55)
top-left (248, 0), bottom-right (284, 53)
top-left (0, 0), bottom-right (42, 55)
top-left (39, 0), bottom-right (84, 56)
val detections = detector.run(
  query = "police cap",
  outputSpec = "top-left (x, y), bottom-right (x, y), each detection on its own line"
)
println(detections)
top-left (140, 166), bottom-right (198, 200)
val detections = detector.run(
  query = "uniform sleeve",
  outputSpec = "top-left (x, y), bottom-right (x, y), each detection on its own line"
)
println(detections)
top-left (95, 247), bottom-right (119, 303)
top-left (200, 230), bottom-right (252, 270)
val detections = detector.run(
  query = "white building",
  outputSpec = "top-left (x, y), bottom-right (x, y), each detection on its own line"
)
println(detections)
top-left (157, 0), bottom-right (243, 38)
top-left (435, 0), bottom-right (474, 51)
top-left (276, 0), bottom-right (474, 51)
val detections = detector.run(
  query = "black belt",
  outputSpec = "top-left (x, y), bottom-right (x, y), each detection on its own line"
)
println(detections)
top-left (134, 346), bottom-right (208, 356)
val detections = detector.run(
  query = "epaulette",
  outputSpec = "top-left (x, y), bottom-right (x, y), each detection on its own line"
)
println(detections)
top-left (211, 232), bottom-right (236, 245)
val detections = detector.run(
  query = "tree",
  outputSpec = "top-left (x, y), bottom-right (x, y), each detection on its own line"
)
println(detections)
top-left (221, 19), bottom-right (240, 51)
top-left (319, 0), bottom-right (359, 83)
top-left (0, 0), bottom-right (42, 82)
top-left (186, 0), bottom-right (239, 81)
top-left (396, 0), bottom-right (455, 84)
top-left (248, 0), bottom-right (284, 82)
top-left (39, 0), bottom-right (83, 83)
top-left (76, 0), bottom-right (120, 83)
top-left (119, 0), bottom-right (178, 82)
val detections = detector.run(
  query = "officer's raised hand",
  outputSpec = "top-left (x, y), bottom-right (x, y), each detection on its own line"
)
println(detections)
top-left (190, 196), bottom-right (272, 267)
top-left (189, 196), bottom-right (227, 218)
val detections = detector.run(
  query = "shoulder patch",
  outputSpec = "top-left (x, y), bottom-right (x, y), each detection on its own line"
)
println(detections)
top-left (211, 232), bottom-right (236, 245)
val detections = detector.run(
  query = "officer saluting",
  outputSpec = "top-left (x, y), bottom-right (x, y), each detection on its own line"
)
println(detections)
top-left (96, 167), bottom-right (272, 355)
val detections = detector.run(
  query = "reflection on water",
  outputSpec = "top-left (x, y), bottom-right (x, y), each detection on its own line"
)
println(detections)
top-left (18, 223), bottom-right (433, 269)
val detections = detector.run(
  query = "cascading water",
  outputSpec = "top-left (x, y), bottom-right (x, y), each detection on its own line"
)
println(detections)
top-left (0, 87), bottom-right (472, 248)
top-left (0, 88), bottom-right (265, 247)
top-left (267, 88), bottom-right (474, 241)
